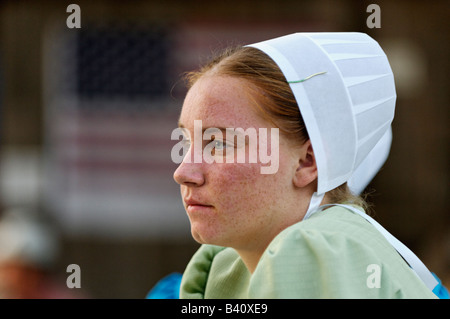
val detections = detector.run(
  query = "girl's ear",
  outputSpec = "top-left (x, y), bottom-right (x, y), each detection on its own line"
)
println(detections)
top-left (293, 140), bottom-right (318, 188)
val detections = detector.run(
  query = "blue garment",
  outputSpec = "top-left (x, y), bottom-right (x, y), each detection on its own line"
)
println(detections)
top-left (432, 273), bottom-right (450, 299)
top-left (146, 273), bottom-right (182, 299)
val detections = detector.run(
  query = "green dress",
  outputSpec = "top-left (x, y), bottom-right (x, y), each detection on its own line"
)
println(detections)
top-left (180, 205), bottom-right (437, 298)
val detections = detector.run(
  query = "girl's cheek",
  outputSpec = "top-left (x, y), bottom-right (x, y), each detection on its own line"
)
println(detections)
top-left (212, 163), bottom-right (268, 209)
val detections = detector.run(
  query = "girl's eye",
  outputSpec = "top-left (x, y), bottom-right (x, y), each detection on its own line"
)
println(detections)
top-left (214, 140), bottom-right (227, 150)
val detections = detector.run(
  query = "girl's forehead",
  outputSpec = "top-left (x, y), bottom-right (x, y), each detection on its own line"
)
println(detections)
top-left (180, 76), bottom-right (268, 130)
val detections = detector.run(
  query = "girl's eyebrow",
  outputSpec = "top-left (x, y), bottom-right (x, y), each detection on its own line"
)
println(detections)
top-left (177, 122), bottom-right (229, 134)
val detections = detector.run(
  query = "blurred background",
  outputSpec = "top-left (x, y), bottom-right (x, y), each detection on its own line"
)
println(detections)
top-left (0, 0), bottom-right (448, 298)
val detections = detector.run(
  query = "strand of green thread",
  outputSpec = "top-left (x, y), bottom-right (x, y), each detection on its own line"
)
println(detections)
top-left (288, 71), bottom-right (327, 84)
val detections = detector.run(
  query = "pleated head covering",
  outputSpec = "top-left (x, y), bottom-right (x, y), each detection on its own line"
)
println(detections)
top-left (247, 32), bottom-right (396, 213)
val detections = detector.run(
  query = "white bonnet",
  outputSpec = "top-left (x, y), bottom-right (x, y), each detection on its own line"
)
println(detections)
top-left (247, 32), bottom-right (396, 212)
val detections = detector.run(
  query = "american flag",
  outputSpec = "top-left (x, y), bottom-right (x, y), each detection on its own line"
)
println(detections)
top-left (43, 22), bottom-right (187, 238)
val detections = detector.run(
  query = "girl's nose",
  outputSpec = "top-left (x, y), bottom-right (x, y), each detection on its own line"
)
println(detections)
top-left (173, 148), bottom-right (205, 187)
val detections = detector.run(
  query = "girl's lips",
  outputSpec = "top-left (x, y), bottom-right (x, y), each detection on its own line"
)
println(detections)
top-left (184, 197), bottom-right (212, 207)
top-left (184, 198), bottom-right (214, 213)
top-left (186, 204), bottom-right (214, 214)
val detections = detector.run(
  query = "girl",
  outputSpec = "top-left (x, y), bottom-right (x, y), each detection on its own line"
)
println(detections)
top-left (173, 32), bottom-right (441, 298)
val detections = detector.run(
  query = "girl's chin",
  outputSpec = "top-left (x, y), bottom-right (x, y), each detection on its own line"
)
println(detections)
top-left (190, 224), bottom-right (225, 246)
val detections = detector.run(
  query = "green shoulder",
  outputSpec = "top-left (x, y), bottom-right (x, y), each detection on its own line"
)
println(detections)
top-left (179, 244), bottom-right (226, 299)
top-left (249, 206), bottom-right (437, 299)
top-left (180, 244), bottom-right (250, 299)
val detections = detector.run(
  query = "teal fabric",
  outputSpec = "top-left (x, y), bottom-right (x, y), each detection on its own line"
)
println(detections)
top-left (432, 273), bottom-right (450, 299)
top-left (146, 273), bottom-right (182, 299)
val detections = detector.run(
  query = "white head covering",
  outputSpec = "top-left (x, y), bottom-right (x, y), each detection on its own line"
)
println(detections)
top-left (247, 32), bottom-right (396, 215)
top-left (348, 126), bottom-right (392, 195)
top-left (247, 33), bottom-right (440, 292)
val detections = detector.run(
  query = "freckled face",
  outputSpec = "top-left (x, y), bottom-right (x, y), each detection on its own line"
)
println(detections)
top-left (173, 75), bottom-right (299, 251)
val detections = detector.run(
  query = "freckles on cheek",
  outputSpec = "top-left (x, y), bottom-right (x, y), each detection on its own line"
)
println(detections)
top-left (214, 164), bottom-right (268, 214)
